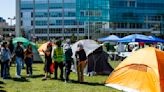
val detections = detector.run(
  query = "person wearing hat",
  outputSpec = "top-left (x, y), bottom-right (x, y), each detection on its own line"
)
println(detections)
top-left (0, 42), bottom-right (11, 79)
top-left (14, 42), bottom-right (24, 78)
top-left (63, 39), bottom-right (73, 83)
top-left (75, 43), bottom-right (87, 82)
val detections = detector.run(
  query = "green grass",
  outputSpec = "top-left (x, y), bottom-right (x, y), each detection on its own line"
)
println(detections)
top-left (0, 61), bottom-right (121, 92)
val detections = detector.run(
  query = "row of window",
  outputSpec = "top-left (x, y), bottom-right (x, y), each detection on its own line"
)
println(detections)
top-left (34, 12), bottom-right (76, 17)
top-left (34, 28), bottom-right (84, 34)
top-left (21, 3), bottom-right (75, 10)
top-left (110, 22), bottom-right (164, 29)
top-left (34, 20), bottom-right (84, 26)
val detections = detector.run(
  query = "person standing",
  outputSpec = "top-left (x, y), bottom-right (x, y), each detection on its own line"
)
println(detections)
top-left (14, 42), bottom-right (24, 78)
top-left (24, 44), bottom-right (33, 77)
top-left (63, 39), bottom-right (73, 83)
top-left (42, 43), bottom-right (53, 80)
top-left (75, 43), bottom-right (87, 83)
top-left (53, 40), bottom-right (64, 80)
top-left (1, 42), bottom-right (11, 79)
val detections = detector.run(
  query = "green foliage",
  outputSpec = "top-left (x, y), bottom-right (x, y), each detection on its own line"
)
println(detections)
top-left (70, 33), bottom-right (76, 43)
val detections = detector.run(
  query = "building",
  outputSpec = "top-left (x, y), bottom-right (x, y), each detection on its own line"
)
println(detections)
top-left (17, 0), bottom-right (85, 40)
top-left (76, 0), bottom-right (164, 37)
top-left (0, 17), bottom-right (15, 40)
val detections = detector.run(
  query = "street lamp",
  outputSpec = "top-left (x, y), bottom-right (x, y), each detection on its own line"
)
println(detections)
top-left (8, 17), bottom-right (16, 26)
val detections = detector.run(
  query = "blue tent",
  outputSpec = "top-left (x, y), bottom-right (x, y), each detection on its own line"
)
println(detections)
top-left (98, 35), bottom-right (120, 41)
top-left (148, 36), bottom-right (164, 43)
top-left (119, 34), bottom-right (164, 43)
top-left (118, 34), bottom-right (150, 42)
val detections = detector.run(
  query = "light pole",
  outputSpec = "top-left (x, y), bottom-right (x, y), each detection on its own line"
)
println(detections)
top-left (8, 17), bottom-right (16, 26)
top-left (8, 17), bottom-right (16, 37)
top-left (87, 2), bottom-right (90, 39)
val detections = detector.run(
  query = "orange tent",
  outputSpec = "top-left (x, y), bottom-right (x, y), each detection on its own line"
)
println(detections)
top-left (105, 47), bottom-right (164, 92)
top-left (38, 42), bottom-right (55, 55)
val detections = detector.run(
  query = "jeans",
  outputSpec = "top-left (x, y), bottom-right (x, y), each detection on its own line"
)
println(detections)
top-left (65, 60), bottom-right (71, 81)
top-left (25, 58), bottom-right (33, 75)
top-left (2, 60), bottom-right (10, 79)
top-left (16, 57), bottom-right (23, 76)
top-left (54, 62), bottom-right (64, 79)
top-left (1, 62), bottom-right (4, 77)
top-left (22, 61), bottom-right (25, 69)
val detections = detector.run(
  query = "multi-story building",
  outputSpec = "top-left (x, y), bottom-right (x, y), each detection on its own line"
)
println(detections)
top-left (17, 0), bottom-right (85, 40)
top-left (76, 0), bottom-right (164, 37)
top-left (0, 17), bottom-right (15, 38)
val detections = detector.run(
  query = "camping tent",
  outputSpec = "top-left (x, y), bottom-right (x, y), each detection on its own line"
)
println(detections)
top-left (105, 47), bottom-right (164, 92)
top-left (71, 39), bottom-right (113, 75)
top-left (98, 35), bottom-right (120, 42)
top-left (38, 42), bottom-right (55, 55)
top-left (12, 37), bottom-right (42, 62)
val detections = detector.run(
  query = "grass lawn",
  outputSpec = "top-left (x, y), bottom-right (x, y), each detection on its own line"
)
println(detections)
top-left (0, 61), bottom-right (121, 92)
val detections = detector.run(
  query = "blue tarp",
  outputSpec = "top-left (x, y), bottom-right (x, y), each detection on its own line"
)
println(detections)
top-left (118, 34), bottom-right (164, 43)
top-left (98, 35), bottom-right (120, 41)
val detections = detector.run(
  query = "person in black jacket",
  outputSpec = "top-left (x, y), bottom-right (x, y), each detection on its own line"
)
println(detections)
top-left (63, 39), bottom-right (73, 83)
top-left (75, 43), bottom-right (87, 82)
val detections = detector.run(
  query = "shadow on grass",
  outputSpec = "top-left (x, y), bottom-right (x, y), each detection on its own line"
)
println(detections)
top-left (0, 86), bottom-right (4, 88)
top-left (12, 77), bottom-right (30, 82)
top-left (31, 74), bottom-right (44, 78)
top-left (0, 90), bottom-right (6, 92)
top-left (70, 80), bottom-right (104, 86)
top-left (0, 81), bottom-right (5, 84)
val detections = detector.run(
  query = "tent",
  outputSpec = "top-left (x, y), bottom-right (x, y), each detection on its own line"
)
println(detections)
top-left (148, 36), bottom-right (164, 43)
top-left (12, 37), bottom-right (42, 63)
top-left (98, 35), bottom-right (120, 42)
top-left (119, 34), bottom-right (164, 43)
top-left (71, 39), bottom-right (113, 75)
top-left (38, 42), bottom-right (55, 55)
top-left (118, 34), bottom-right (151, 42)
top-left (105, 47), bottom-right (164, 92)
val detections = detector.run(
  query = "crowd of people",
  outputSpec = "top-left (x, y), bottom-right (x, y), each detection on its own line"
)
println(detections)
top-left (0, 38), bottom-right (87, 83)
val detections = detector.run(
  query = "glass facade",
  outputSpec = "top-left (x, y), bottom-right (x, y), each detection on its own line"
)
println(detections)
top-left (20, 0), bottom-right (85, 39)
top-left (77, 0), bottom-right (164, 35)
top-left (76, 0), bottom-right (110, 22)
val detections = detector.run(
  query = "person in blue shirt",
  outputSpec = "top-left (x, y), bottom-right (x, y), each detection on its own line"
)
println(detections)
top-left (1, 42), bottom-right (11, 79)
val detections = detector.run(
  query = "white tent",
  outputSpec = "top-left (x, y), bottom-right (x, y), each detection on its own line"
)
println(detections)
top-left (72, 39), bottom-right (101, 58)
top-left (71, 39), bottom-right (113, 75)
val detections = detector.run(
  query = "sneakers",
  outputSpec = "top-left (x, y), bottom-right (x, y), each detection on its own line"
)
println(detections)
top-left (42, 77), bottom-right (47, 80)
top-left (65, 80), bottom-right (72, 83)
top-left (15, 75), bottom-right (21, 78)
top-left (27, 74), bottom-right (30, 77)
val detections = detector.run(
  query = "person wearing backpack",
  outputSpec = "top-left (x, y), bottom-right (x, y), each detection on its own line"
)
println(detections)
top-left (14, 42), bottom-right (24, 78)
top-left (1, 42), bottom-right (11, 79)
top-left (53, 40), bottom-right (64, 80)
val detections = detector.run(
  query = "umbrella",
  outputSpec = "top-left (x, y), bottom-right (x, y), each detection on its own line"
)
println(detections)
top-left (98, 35), bottom-right (120, 42)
